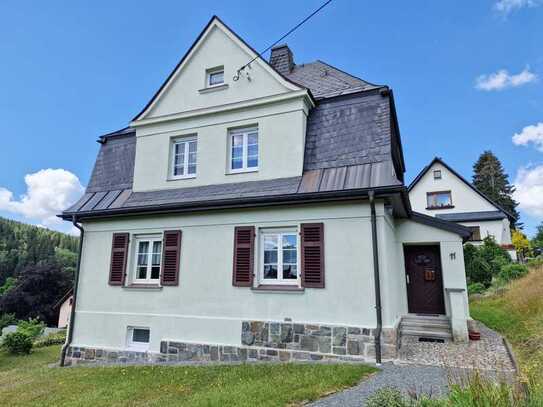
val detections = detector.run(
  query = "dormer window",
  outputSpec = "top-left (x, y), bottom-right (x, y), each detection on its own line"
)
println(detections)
top-left (229, 127), bottom-right (259, 173)
top-left (171, 136), bottom-right (197, 179)
top-left (207, 66), bottom-right (224, 87)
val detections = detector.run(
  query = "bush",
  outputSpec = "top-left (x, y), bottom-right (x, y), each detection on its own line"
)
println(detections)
top-left (16, 318), bottom-right (45, 339)
top-left (464, 237), bottom-right (512, 287)
top-left (34, 330), bottom-right (66, 348)
top-left (2, 331), bottom-right (33, 354)
top-left (0, 313), bottom-right (17, 331)
top-left (499, 263), bottom-right (529, 282)
top-left (468, 282), bottom-right (486, 295)
top-left (365, 387), bottom-right (410, 407)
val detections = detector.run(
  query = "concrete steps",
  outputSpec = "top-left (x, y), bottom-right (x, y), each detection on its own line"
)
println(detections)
top-left (400, 315), bottom-right (452, 342)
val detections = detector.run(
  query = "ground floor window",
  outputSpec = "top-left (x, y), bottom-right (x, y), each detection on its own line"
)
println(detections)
top-left (467, 226), bottom-right (481, 242)
top-left (260, 228), bottom-right (299, 285)
top-left (133, 235), bottom-right (162, 284)
top-left (127, 327), bottom-right (150, 351)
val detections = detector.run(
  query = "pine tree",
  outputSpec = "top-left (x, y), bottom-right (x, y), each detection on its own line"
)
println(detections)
top-left (472, 151), bottom-right (520, 227)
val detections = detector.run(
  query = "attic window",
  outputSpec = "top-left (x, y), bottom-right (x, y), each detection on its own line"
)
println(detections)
top-left (433, 170), bottom-right (442, 180)
top-left (207, 67), bottom-right (224, 87)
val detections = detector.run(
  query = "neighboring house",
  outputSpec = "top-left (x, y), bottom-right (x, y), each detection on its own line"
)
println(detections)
top-left (409, 157), bottom-right (516, 259)
top-left (53, 289), bottom-right (73, 329)
top-left (60, 16), bottom-right (472, 366)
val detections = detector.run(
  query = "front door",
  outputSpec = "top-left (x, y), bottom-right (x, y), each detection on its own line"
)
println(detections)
top-left (404, 245), bottom-right (445, 315)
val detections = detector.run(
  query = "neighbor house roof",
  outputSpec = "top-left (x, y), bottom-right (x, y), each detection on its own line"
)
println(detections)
top-left (62, 90), bottom-right (407, 220)
top-left (436, 211), bottom-right (506, 222)
top-left (408, 157), bottom-right (515, 221)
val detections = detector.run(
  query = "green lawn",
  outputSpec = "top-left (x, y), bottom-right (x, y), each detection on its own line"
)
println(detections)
top-left (0, 345), bottom-right (376, 406)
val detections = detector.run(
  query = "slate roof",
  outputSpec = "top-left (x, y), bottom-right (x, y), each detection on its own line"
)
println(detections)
top-left (63, 90), bottom-right (405, 219)
top-left (283, 60), bottom-right (381, 99)
top-left (436, 211), bottom-right (506, 222)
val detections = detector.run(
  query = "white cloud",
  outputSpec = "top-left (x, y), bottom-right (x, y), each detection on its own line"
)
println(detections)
top-left (475, 68), bottom-right (537, 91)
top-left (513, 122), bottom-right (543, 151)
top-left (514, 165), bottom-right (543, 217)
top-left (494, 0), bottom-right (542, 15)
top-left (0, 169), bottom-right (84, 231)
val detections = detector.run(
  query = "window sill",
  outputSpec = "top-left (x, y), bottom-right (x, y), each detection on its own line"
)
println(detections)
top-left (167, 175), bottom-right (197, 181)
top-left (198, 84), bottom-right (228, 94)
top-left (426, 205), bottom-right (455, 210)
top-left (226, 168), bottom-right (259, 175)
top-left (252, 285), bottom-right (305, 294)
top-left (123, 284), bottom-right (163, 291)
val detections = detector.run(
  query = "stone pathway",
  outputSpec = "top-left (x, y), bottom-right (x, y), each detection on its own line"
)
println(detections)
top-left (310, 322), bottom-right (517, 406)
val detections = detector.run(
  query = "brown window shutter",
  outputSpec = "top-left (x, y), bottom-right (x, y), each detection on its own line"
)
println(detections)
top-left (232, 226), bottom-right (255, 287)
top-left (161, 230), bottom-right (182, 286)
top-left (109, 233), bottom-right (129, 286)
top-left (301, 223), bottom-right (325, 288)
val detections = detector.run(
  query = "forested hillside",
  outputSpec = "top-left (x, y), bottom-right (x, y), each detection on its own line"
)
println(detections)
top-left (0, 217), bottom-right (79, 326)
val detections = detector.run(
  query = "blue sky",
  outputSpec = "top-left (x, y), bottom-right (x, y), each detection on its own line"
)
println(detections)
top-left (0, 1), bottom-right (542, 236)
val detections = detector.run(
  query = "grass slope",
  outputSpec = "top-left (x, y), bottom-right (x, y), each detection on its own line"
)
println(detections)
top-left (0, 345), bottom-right (376, 406)
top-left (470, 265), bottom-right (543, 380)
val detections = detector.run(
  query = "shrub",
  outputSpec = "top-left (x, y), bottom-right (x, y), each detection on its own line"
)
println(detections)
top-left (2, 331), bottom-right (33, 354)
top-left (34, 330), bottom-right (66, 348)
top-left (499, 263), bottom-right (529, 282)
top-left (365, 387), bottom-right (410, 407)
top-left (464, 237), bottom-right (512, 287)
top-left (16, 318), bottom-right (45, 339)
top-left (468, 282), bottom-right (486, 295)
top-left (0, 313), bottom-right (17, 331)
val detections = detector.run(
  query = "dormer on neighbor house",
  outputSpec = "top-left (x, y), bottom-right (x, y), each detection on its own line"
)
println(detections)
top-left (409, 157), bottom-right (514, 252)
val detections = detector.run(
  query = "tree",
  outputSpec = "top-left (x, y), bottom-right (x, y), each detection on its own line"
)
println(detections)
top-left (472, 151), bottom-right (520, 227)
top-left (0, 264), bottom-right (72, 326)
top-left (512, 229), bottom-right (530, 262)
top-left (532, 222), bottom-right (543, 253)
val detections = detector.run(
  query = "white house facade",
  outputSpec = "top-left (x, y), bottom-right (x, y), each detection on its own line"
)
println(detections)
top-left (409, 157), bottom-right (515, 259)
top-left (60, 17), bottom-right (472, 367)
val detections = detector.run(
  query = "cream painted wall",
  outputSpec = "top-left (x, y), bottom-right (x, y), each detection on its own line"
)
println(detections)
top-left (132, 99), bottom-right (308, 192)
top-left (460, 219), bottom-right (512, 245)
top-left (73, 202), bottom-right (384, 352)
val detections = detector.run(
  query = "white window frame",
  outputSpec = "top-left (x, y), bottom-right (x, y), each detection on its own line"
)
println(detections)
top-left (433, 170), bottom-right (442, 180)
top-left (229, 127), bottom-right (259, 173)
top-left (171, 136), bottom-right (197, 179)
top-left (259, 227), bottom-right (300, 286)
top-left (132, 235), bottom-right (163, 285)
top-left (426, 191), bottom-right (453, 209)
top-left (126, 326), bottom-right (150, 351)
top-left (206, 66), bottom-right (224, 87)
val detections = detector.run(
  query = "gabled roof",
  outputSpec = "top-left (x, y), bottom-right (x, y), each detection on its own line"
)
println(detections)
top-left (408, 157), bottom-right (515, 221)
top-left (132, 16), bottom-right (309, 122)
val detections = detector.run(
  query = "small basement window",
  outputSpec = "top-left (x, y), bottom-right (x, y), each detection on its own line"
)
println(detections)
top-left (207, 67), bottom-right (224, 87)
top-left (426, 191), bottom-right (453, 209)
top-left (127, 327), bottom-right (150, 351)
top-left (433, 170), bottom-right (442, 180)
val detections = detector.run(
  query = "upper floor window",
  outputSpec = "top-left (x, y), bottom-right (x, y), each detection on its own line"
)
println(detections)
top-left (260, 228), bottom-right (299, 285)
top-left (172, 136), bottom-right (197, 179)
top-left (134, 235), bottom-right (162, 284)
top-left (229, 127), bottom-right (258, 173)
top-left (433, 170), bottom-right (442, 180)
top-left (427, 191), bottom-right (453, 209)
top-left (207, 66), bottom-right (224, 87)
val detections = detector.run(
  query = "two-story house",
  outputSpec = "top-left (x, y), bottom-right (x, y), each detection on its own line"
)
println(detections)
top-left (409, 157), bottom-right (516, 260)
top-left (60, 17), bottom-right (472, 367)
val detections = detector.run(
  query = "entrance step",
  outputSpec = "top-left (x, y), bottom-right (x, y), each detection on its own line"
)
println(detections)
top-left (399, 315), bottom-right (452, 343)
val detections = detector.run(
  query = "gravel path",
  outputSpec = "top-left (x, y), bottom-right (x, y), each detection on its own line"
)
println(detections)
top-left (310, 363), bottom-right (450, 406)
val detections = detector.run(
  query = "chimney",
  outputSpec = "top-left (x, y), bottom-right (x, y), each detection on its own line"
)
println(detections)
top-left (269, 44), bottom-right (295, 75)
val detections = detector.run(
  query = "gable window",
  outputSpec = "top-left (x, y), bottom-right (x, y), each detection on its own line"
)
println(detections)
top-left (229, 127), bottom-right (258, 173)
top-left (172, 136), bottom-right (197, 178)
top-left (467, 226), bottom-right (482, 242)
top-left (207, 67), bottom-right (224, 87)
top-left (427, 191), bottom-right (453, 209)
top-left (134, 235), bottom-right (162, 283)
top-left (127, 327), bottom-right (150, 351)
top-left (433, 170), bottom-right (442, 180)
top-left (260, 228), bottom-right (299, 285)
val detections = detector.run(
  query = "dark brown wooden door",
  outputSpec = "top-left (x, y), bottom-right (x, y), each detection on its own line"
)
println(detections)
top-left (404, 245), bottom-right (445, 315)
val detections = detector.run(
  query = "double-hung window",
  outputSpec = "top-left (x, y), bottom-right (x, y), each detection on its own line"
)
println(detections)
top-left (230, 127), bottom-right (258, 172)
top-left (134, 236), bottom-right (162, 284)
top-left (172, 136), bottom-right (197, 178)
top-left (260, 228), bottom-right (298, 285)
top-left (426, 191), bottom-right (453, 209)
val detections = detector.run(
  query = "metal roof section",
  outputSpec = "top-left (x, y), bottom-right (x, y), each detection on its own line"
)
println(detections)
top-left (436, 211), bottom-right (507, 222)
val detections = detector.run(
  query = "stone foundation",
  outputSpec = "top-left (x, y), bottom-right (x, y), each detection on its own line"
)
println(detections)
top-left (65, 320), bottom-right (398, 366)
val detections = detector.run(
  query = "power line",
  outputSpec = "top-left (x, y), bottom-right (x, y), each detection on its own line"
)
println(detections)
top-left (233, 0), bottom-right (333, 81)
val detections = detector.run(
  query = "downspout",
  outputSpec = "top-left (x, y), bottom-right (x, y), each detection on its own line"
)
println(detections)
top-left (60, 215), bottom-right (84, 367)
top-left (369, 191), bottom-right (383, 365)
